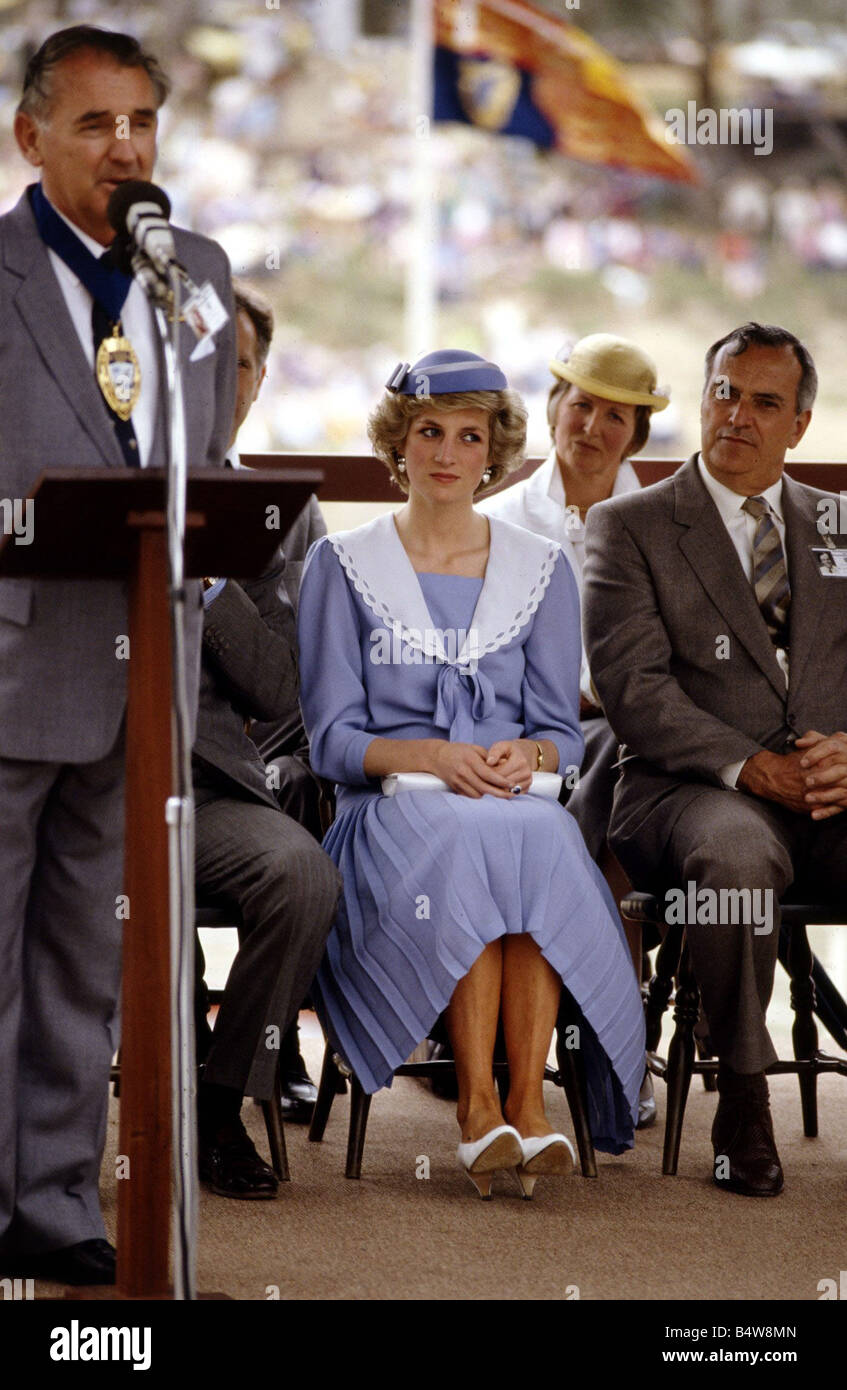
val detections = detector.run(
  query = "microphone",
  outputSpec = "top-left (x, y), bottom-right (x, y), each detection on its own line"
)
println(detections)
top-left (107, 180), bottom-right (179, 277)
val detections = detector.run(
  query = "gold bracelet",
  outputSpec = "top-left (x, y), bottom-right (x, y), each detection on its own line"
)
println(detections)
top-left (534, 741), bottom-right (544, 771)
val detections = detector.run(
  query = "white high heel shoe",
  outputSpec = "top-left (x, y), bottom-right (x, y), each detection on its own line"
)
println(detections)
top-left (457, 1125), bottom-right (523, 1200)
top-left (515, 1133), bottom-right (576, 1199)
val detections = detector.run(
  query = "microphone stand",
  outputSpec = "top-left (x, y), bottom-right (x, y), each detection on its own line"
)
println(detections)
top-left (137, 249), bottom-right (198, 1302)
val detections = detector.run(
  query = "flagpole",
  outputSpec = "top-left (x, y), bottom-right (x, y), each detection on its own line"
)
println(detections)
top-left (406, 0), bottom-right (437, 360)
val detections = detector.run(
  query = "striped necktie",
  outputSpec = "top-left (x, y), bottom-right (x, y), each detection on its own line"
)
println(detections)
top-left (741, 495), bottom-right (790, 647)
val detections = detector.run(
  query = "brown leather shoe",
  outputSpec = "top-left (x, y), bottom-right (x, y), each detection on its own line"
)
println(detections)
top-left (711, 1093), bottom-right (784, 1197)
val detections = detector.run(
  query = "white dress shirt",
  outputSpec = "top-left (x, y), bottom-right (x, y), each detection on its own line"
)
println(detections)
top-left (697, 455), bottom-right (790, 787)
top-left (46, 205), bottom-right (158, 467)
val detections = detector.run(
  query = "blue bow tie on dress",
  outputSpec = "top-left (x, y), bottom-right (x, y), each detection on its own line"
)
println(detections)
top-left (434, 664), bottom-right (496, 743)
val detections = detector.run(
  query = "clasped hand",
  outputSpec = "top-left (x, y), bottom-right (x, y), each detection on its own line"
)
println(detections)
top-left (740, 730), bottom-right (847, 820)
top-left (432, 739), bottom-right (534, 799)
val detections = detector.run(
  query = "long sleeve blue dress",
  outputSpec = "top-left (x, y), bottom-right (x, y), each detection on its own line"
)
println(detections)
top-left (297, 511), bottom-right (645, 1152)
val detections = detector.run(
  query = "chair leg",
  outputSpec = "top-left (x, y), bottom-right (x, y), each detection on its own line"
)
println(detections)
top-left (345, 1077), bottom-right (371, 1179)
top-left (788, 923), bottom-right (819, 1138)
top-left (695, 1008), bottom-right (718, 1092)
top-left (308, 1042), bottom-right (339, 1143)
top-left (555, 998), bottom-right (597, 1178)
top-left (557, 1043), bottom-right (597, 1178)
top-left (644, 925), bottom-right (681, 1054)
top-left (261, 1067), bottom-right (290, 1182)
top-left (663, 940), bottom-right (698, 1176)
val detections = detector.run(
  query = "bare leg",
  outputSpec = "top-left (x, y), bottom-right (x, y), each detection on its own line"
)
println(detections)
top-left (446, 940), bottom-right (504, 1142)
top-left (499, 935), bottom-right (561, 1139)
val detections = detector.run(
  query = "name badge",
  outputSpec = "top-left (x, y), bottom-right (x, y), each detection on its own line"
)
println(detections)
top-left (183, 281), bottom-right (229, 345)
top-left (810, 546), bottom-right (847, 577)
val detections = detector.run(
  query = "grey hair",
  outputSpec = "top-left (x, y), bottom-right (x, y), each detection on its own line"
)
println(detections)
top-left (17, 25), bottom-right (170, 122)
top-left (704, 322), bottom-right (817, 414)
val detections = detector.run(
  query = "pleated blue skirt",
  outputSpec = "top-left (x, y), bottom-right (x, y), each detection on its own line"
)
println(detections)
top-left (312, 787), bottom-right (645, 1153)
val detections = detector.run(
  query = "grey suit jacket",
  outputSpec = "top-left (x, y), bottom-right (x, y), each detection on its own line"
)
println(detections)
top-left (250, 495), bottom-right (326, 760)
top-left (0, 188), bottom-right (236, 762)
top-left (278, 494), bottom-right (326, 614)
top-left (582, 454), bottom-right (847, 875)
top-left (193, 563), bottom-right (299, 810)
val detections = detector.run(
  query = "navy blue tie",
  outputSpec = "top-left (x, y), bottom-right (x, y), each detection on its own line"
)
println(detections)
top-left (93, 251), bottom-right (140, 467)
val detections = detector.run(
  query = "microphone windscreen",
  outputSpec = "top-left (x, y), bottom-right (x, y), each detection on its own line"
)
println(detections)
top-left (107, 181), bottom-right (172, 235)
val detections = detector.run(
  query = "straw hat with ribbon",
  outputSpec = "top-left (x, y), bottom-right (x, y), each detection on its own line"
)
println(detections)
top-left (549, 334), bottom-right (669, 411)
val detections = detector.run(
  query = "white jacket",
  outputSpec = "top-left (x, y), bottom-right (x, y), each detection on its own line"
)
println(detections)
top-left (479, 449), bottom-right (641, 701)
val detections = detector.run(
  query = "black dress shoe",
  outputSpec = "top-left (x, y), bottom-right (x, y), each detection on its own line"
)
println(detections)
top-left (711, 1094), bottom-right (784, 1197)
top-left (636, 1067), bottom-right (657, 1129)
top-left (15, 1238), bottom-right (117, 1286)
top-left (279, 1068), bottom-right (318, 1123)
top-left (199, 1120), bottom-right (278, 1199)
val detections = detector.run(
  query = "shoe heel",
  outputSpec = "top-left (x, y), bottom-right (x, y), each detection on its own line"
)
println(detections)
top-left (467, 1170), bottom-right (494, 1201)
top-left (515, 1167), bottom-right (537, 1200)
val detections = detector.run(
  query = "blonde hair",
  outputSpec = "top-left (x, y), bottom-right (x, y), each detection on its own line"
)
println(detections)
top-left (368, 389), bottom-right (527, 494)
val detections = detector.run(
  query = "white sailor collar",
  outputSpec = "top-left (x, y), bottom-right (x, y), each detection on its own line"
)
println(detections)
top-left (329, 511), bottom-right (561, 668)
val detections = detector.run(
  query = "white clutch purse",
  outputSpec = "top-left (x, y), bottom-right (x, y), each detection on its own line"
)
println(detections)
top-left (381, 771), bottom-right (563, 799)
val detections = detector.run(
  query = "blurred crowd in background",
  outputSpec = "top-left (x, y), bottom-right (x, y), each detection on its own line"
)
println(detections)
top-left (2, 0), bottom-right (847, 459)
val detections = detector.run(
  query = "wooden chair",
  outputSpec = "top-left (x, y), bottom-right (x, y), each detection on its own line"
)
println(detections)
top-left (308, 988), bottom-right (599, 1180)
top-left (622, 892), bottom-right (847, 1175)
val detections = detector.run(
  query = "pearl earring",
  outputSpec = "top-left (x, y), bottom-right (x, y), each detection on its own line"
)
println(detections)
top-left (481, 470), bottom-right (491, 485)
top-left (396, 454), bottom-right (406, 473)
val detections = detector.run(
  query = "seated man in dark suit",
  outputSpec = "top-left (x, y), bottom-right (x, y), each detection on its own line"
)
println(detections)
top-left (583, 322), bottom-right (847, 1198)
top-left (194, 285), bottom-right (341, 1198)
top-left (224, 282), bottom-right (328, 1114)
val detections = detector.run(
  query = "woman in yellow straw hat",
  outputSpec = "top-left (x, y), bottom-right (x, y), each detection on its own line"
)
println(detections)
top-left (482, 333), bottom-right (670, 1127)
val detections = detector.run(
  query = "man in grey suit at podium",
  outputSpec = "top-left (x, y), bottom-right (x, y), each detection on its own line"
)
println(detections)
top-left (583, 323), bottom-right (847, 1198)
top-left (0, 27), bottom-right (235, 1283)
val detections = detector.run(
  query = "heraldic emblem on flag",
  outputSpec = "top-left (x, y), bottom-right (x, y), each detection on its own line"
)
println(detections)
top-left (433, 0), bottom-right (697, 183)
top-left (456, 58), bottom-right (521, 130)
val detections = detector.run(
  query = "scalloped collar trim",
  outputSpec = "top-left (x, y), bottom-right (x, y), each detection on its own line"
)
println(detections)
top-left (328, 512), bottom-right (561, 666)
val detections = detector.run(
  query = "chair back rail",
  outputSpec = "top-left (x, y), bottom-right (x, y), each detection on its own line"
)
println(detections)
top-left (240, 454), bottom-right (847, 503)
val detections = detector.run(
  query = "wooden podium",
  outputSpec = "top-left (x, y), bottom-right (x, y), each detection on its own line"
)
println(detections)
top-left (0, 466), bottom-right (322, 1299)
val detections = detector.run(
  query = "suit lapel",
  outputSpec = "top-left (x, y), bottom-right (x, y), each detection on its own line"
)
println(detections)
top-left (5, 193), bottom-right (124, 468)
top-left (674, 457), bottom-right (786, 697)
top-left (783, 477), bottom-right (830, 700)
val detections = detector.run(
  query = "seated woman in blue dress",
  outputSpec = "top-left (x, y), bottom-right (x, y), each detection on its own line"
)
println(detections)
top-left (297, 350), bottom-right (645, 1199)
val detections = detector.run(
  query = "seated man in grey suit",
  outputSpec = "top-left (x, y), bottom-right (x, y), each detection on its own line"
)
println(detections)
top-left (194, 285), bottom-right (341, 1198)
top-left (583, 322), bottom-right (847, 1198)
top-left (0, 26), bottom-right (234, 1285)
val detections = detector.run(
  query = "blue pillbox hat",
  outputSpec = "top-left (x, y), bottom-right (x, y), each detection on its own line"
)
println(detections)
top-left (385, 349), bottom-right (508, 395)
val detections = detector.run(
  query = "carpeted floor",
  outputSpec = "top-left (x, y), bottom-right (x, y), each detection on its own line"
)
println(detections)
top-left (20, 931), bottom-right (846, 1304)
top-left (92, 1013), bottom-right (847, 1302)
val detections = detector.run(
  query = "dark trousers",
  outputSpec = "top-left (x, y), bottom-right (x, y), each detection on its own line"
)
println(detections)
top-left (194, 794), bottom-right (341, 1100)
top-left (657, 789), bottom-right (847, 1073)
